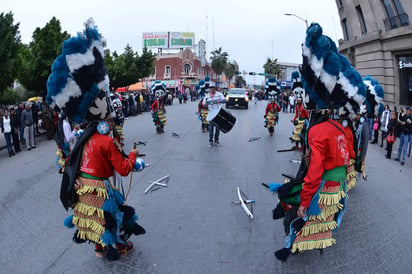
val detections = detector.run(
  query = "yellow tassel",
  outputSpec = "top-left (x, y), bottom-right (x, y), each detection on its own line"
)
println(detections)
top-left (158, 111), bottom-right (167, 125)
top-left (309, 204), bottom-right (343, 221)
top-left (292, 238), bottom-right (336, 253)
top-left (74, 202), bottom-right (104, 218)
top-left (347, 177), bottom-right (357, 191)
top-left (319, 190), bottom-right (345, 206)
top-left (95, 188), bottom-right (108, 198)
top-left (300, 220), bottom-right (337, 236)
top-left (347, 169), bottom-right (357, 179)
top-left (72, 215), bottom-right (105, 235)
top-left (76, 230), bottom-right (103, 245)
top-left (76, 185), bottom-right (108, 199)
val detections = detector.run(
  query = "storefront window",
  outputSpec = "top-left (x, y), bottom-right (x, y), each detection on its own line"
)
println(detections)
top-left (399, 56), bottom-right (412, 105)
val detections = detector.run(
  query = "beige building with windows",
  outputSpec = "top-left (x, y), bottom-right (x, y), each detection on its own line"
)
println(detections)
top-left (336, 0), bottom-right (412, 106)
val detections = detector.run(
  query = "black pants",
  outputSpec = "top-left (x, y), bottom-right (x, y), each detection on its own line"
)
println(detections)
top-left (381, 131), bottom-right (388, 146)
top-left (11, 129), bottom-right (20, 152)
top-left (386, 142), bottom-right (393, 158)
top-left (372, 129), bottom-right (379, 143)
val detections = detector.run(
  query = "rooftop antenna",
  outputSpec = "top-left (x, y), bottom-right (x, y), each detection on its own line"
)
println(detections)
top-left (213, 16), bottom-right (215, 50)
top-left (206, 11), bottom-right (208, 59)
top-left (272, 38), bottom-right (274, 58)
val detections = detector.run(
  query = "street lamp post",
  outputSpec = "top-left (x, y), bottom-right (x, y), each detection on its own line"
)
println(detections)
top-left (284, 13), bottom-right (308, 28)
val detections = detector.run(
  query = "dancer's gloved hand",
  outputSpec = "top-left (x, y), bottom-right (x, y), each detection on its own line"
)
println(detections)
top-left (134, 158), bottom-right (145, 172)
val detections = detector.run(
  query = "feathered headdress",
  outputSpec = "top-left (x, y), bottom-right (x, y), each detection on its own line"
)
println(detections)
top-left (291, 71), bottom-right (304, 101)
top-left (204, 76), bottom-right (211, 90)
top-left (363, 75), bottom-right (384, 117)
top-left (265, 77), bottom-right (281, 94)
top-left (197, 76), bottom-right (210, 98)
top-left (300, 23), bottom-right (366, 112)
top-left (150, 81), bottom-right (167, 98)
top-left (46, 18), bottom-right (112, 124)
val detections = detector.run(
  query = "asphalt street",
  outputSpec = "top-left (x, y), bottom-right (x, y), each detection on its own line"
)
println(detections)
top-left (0, 98), bottom-right (411, 274)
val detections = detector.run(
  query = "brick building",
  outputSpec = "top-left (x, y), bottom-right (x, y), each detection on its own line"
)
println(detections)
top-left (146, 47), bottom-right (217, 93)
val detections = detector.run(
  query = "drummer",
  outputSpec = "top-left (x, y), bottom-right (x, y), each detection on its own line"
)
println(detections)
top-left (202, 82), bottom-right (226, 147)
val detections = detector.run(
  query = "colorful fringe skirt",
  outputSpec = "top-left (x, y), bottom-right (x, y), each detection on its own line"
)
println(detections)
top-left (346, 159), bottom-right (357, 191)
top-left (114, 125), bottom-right (124, 142)
top-left (291, 119), bottom-right (305, 142)
top-left (157, 110), bottom-right (166, 126)
top-left (291, 166), bottom-right (347, 253)
top-left (55, 143), bottom-right (70, 173)
top-left (69, 173), bottom-right (135, 247)
top-left (266, 111), bottom-right (277, 128)
top-left (200, 109), bottom-right (209, 124)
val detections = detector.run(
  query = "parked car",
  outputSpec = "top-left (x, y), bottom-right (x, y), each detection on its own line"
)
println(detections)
top-left (225, 88), bottom-right (249, 109)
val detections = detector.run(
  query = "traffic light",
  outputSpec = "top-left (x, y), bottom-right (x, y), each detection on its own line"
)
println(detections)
top-left (236, 71), bottom-right (241, 75)
top-left (249, 72), bottom-right (256, 75)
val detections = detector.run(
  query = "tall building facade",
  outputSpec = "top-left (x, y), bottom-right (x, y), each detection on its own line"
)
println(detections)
top-left (336, 0), bottom-right (412, 106)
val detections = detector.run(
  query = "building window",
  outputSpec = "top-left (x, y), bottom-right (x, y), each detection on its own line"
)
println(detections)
top-left (165, 66), bottom-right (171, 74)
top-left (393, 0), bottom-right (409, 26)
top-left (342, 18), bottom-right (350, 40)
top-left (183, 64), bottom-right (191, 74)
top-left (383, 0), bottom-right (410, 30)
top-left (337, 0), bottom-right (343, 9)
top-left (356, 5), bottom-right (367, 34)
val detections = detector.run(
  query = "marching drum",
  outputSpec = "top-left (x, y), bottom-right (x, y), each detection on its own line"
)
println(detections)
top-left (206, 106), bottom-right (236, 133)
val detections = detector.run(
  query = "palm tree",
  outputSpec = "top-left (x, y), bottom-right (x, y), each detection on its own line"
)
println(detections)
top-left (210, 47), bottom-right (229, 81)
top-left (263, 58), bottom-right (280, 79)
top-left (224, 61), bottom-right (236, 88)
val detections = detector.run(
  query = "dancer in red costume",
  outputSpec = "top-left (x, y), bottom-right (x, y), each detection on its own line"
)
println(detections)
top-left (290, 98), bottom-right (309, 150)
top-left (150, 81), bottom-right (167, 134)
top-left (264, 91), bottom-right (281, 136)
top-left (273, 22), bottom-right (367, 262)
top-left (47, 18), bottom-right (146, 261)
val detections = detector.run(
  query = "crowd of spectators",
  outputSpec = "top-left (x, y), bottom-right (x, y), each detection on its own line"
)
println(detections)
top-left (370, 105), bottom-right (412, 165)
top-left (0, 100), bottom-right (59, 157)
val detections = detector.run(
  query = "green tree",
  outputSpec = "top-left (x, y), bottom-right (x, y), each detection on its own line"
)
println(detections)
top-left (224, 61), bottom-right (236, 88)
top-left (0, 12), bottom-right (21, 97)
top-left (0, 87), bottom-right (20, 105)
top-left (235, 76), bottom-right (246, 88)
top-left (18, 17), bottom-right (69, 98)
top-left (106, 45), bottom-right (155, 91)
top-left (263, 58), bottom-right (280, 79)
top-left (210, 47), bottom-right (229, 80)
top-left (136, 47), bottom-right (156, 80)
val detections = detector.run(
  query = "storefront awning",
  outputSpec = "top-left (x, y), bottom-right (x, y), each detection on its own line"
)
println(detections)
top-left (114, 87), bottom-right (128, 92)
top-left (129, 82), bottom-right (144, 91)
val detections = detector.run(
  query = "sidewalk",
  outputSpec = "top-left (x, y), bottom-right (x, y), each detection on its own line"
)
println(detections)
top-left (0, 128), bottom-right (47, 151)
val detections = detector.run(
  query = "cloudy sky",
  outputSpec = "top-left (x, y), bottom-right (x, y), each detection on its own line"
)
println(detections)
top-left (3, 0), bottom-right (342, 85)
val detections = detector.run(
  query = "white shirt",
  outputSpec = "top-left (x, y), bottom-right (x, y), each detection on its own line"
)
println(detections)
top-left (2, 116), bottom-right (11, 133)
top-left (202, 92), bottom-right (226, 111)
top-left (289, 95), bottom-right (295, 105)
top-left (63, 118), bottom-right (76, 143)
